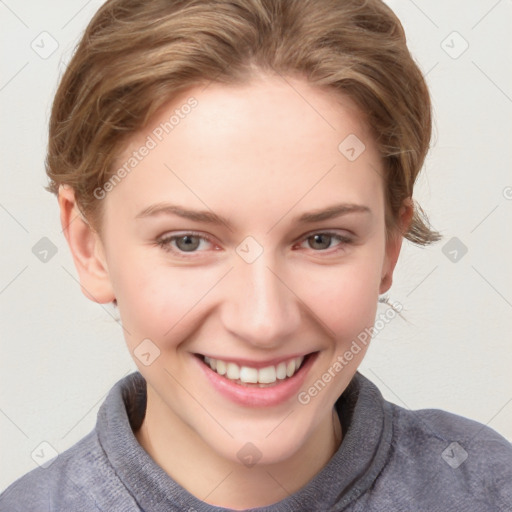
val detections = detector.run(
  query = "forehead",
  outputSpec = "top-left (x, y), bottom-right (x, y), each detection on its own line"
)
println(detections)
top-left (106, 75), bottom-right (384, 226)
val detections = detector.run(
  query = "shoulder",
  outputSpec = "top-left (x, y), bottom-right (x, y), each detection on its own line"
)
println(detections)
top-left (0, 372), bottom-right (145, 511)
top-left (0, 431), bottom-right (96, 510)
top-left (345, 373), bottom-right (512, 510)
top-left (0, 429), bottom-right (138, 511)
top-left (383, 402), bottom-right (512, 509)
top-left (392, 404), bottom-right (512, 466)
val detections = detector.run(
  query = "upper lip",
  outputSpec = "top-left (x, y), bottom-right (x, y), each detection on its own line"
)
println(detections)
top-left (196, 352), bottom-right (315, 369)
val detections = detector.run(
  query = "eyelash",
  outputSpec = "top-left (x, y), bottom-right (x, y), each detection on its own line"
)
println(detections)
top-left (155, 230), bottom-right (353, 257)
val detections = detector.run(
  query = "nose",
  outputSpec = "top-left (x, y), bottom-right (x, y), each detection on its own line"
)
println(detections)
top-left (219, 252), bottom-right (302, 349)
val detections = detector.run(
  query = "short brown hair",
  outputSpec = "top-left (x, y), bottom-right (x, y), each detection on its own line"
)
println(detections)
top-left (46, 0), bottom-right (441, 245)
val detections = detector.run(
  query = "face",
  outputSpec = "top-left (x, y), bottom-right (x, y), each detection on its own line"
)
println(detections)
top-left (71, 74), bottom-right (404, 466)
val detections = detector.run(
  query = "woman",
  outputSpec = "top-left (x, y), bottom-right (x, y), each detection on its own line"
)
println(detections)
top-left (1, 0), bottom-right (510, 510)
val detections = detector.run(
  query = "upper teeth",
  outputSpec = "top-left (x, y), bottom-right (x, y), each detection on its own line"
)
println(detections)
top-left (204, 355), bottom-right (305, 384)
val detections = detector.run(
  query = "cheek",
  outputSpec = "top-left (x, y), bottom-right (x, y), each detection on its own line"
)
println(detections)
top-left (108, 250), bottom-right (221, 349)
top-left (320, 283), bottom-right (378, 343)
top-left (294, 252), bottom-right (383, 339)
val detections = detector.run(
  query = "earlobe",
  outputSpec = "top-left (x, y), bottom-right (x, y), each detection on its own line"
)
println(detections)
top-left (379, 234), bottom-right (402, 294)
top-left (379, 198), bottom-right (414, 294)
top-left (58, 185), bottom-right (115, 304)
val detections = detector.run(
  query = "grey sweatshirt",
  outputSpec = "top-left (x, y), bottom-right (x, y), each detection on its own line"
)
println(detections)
top-left (1, 371), bottom-right (511, 511)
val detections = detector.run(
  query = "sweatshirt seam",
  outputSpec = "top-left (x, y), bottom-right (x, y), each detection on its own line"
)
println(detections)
top-left (96, 404), bottom-right (146, 511)
top-left (332, 393), bottom-right (395, 511)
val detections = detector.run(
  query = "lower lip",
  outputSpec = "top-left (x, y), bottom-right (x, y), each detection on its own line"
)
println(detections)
top-left (195, 353), bottom-right (317, 407)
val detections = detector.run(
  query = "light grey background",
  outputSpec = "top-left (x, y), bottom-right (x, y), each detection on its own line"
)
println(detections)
top-left (1, 0), bottom-right (511, 491)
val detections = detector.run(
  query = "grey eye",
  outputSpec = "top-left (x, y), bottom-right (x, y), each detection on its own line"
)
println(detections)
top-left (307, 234), bottom-right (333, 250)
top-left (175, 235), bottom-right (201, 252)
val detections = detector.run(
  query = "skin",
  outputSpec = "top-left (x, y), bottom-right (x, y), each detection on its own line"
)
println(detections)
top-left (59, 73), bottom-right (412, 509)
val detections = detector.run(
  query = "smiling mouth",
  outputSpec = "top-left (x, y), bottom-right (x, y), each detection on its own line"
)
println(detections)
top-left (196, 353), bottom-right (314, 387)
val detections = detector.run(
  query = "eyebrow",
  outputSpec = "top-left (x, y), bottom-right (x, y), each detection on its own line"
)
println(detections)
top-left (135, 202), bottom-right (371, 227)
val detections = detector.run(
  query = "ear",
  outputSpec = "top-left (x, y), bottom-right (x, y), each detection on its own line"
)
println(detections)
top-left (379, 198), bottom-right (414, 294)
top-left (58, 185), bottom-right (115, 303)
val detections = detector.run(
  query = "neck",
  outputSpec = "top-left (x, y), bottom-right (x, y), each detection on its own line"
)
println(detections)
top-left (135, 387), bottom-right (342, 510)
